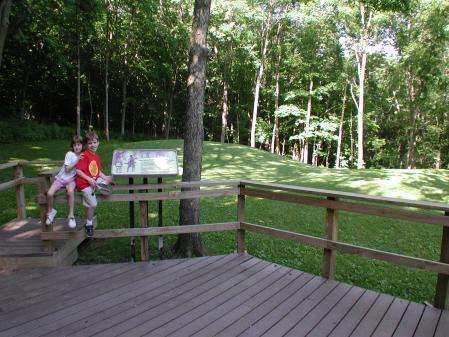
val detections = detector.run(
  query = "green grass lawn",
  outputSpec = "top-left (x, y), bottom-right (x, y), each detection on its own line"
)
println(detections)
top-left (1, 138), bottom-right (449, 304)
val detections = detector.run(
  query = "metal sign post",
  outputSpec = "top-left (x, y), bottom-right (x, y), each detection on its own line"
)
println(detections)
top-left (111, 149), bottom-right (179, 261)
top-left (129, 177), bottom-right (135, 262)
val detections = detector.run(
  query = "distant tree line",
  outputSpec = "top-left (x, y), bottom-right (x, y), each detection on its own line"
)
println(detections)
top-left (0, 0), bottom-right (448, 169)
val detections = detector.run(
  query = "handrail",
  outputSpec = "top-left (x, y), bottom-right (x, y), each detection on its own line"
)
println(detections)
top-left (240, 179), bottom-right (449, 212)
top-left (0, 160), bottom-right (62, 171)
top-left (41, 222), bottom-right (240, 240)
top-left (241, 187), bottom-right (449, 226)
top-left (241, 222), bottom-right (449, 275)
top-left (0, 162), bottom-right (41, 220)
top-left (112, 179), bottom-right (240, 191)
top-left (36, 187), bottom-right (239, 204)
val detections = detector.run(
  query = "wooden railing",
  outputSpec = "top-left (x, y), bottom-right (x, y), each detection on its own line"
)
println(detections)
top-left (0, 160), bottom-right (53, 221)
top-left (32, 177), bottom-right (449, 309)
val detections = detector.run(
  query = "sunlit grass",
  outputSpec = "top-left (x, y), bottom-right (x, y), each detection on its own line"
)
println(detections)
top-left (1, 139), bottom-right (448, 304)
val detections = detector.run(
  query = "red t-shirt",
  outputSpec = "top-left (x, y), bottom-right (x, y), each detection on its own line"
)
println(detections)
top-left (76, 150), bottom-right (102, 190)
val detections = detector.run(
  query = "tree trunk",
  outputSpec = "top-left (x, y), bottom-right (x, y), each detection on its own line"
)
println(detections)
top-left (120, 76), bottom-right (128, 137)
top-left (165, 66), bottom-right (178, 139)
top-left (271, 21), bottom-right (282, 154)
top-left (220, 78), bottom-right (228, 143)
top-left (335, 84), bottom-right (347, 168)
top-left (173, 0), bottom-right (211, 258)
top-left (87, 76), bottom-right (94, 128)
top-left (0, 0), bottom-right (12, 70)
top-left (76, 0), bottom-right (81, 136)
top-left (303, 78), bottom-right (313, 164)
top-left (19, 66), bottom-right (29, 120)
top-left (355, 2), bottom-right (370, 169)
top-left (131, 103), bottom-right (135, 136)
top-left (349, 108), bottom-right (354, 166)
top-left (282, 137), bottom-right (286, 155)
top-left (250, 0), bottom-right (274, 148)
top-left (236, 97), bottom-right (240, 144)
top-left (405, 70), bottom-right (420, 169)
top-left (104, 1), bottom-right (112, 142)
top-left (357, 51), bottom-right (366, 169)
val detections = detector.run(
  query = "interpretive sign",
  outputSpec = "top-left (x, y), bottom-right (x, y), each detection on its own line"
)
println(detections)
top-left (111, 149), bottom-right (179, 177)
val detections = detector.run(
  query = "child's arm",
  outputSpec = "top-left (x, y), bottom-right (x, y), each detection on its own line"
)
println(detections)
top-left (64, 153), bottom-right (84, 173)
top-left (65, 155), bottom-right (84, 173)
top-left (76, 169), bottom-right (98, 188)
top-left (99, 171), bottom-right (113, 184)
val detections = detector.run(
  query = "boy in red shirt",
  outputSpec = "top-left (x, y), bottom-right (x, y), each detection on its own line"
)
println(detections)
top-left (76, 131), bottom-right (112, 237)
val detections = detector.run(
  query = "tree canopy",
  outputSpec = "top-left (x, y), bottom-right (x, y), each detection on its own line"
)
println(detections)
top-left (1, 0), bottom-right (448, 169)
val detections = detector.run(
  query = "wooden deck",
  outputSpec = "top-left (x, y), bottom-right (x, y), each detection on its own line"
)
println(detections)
top-left (0, 253), bottom-right (447, 337)
top-left (0, 218), bottom-right (88, 270)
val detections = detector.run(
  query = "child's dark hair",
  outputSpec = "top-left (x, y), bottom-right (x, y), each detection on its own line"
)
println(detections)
top-left (70, 135), bottom-right (84, 151)
top-left (85, 131), bottom-right (99, 143)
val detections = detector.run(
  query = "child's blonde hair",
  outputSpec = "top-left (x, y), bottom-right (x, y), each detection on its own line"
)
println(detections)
top-left (85, 131), bottom-right (99, 143)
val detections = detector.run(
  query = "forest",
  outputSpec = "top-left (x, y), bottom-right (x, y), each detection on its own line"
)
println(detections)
top-left (0, 0), bottom-right (448, 170)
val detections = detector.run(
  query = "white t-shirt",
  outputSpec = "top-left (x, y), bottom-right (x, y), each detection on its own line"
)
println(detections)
top-left (55, 151), bottom-right (79, 182)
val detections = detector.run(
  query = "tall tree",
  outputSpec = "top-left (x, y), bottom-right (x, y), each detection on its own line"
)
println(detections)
top-left (271, 21), bottom-right (282, 154)
top-left (104, 0), bottom-right (112, 142)
top-left (75, 0), bottom-right (81, 136)
top-left (174, 0), bottom-right (211, 257)
top-left (0, 0), bottom-right (11, 70)
top-left (250, 0), bottom-right (275, 148)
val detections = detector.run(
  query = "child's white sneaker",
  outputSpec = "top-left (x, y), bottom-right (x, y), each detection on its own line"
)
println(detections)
top-left (45, 209), bottom-right (57, 225)
top-left (68, 217), bottom-right (76, 229)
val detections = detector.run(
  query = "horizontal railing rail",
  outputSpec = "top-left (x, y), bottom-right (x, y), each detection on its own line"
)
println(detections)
top-left (241, 186), bottom-right (449, 226)
top-left (240, 179), bottom-right (449, 212)
top-left (241, 222), bottom-right (449, 275)
top-left (0, 160), bottom-right (62, 171)
top-left (0, 161), bottom-right (45, 221)
top-left (41, 222), bottom-right (240, 240)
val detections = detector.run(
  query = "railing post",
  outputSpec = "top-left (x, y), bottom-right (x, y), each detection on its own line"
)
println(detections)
top-left (435, 211), bottom-right (449, 309)
top-left (140, 200), bottom-right (149, 261)
top-left (14, 164), bottom-right (26, 219)
top-left (323, 196), bottom-right (338, 279)
top-left (37, 174), bottom-right (53, 253)
top-left (236, 183), bottom-right (246, 253)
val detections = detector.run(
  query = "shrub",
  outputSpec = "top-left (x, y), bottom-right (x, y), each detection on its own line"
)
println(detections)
top-left (0, 119), bottom-right (74, 143)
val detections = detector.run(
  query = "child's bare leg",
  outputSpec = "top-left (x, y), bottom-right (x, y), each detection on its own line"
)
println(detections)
top-left (47, 183), bottom-right (60, 213)
top-left (66, 184), bottom-right (75, 218)
top-left (85, 206), bottom-right (95, 221)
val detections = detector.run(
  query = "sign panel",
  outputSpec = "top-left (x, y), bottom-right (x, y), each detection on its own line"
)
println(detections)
top-left (111, 149), bottom-right (179, 177)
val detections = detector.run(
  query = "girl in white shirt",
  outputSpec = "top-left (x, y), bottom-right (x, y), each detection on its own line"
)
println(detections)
top-left (46, 135), bottom-right (84, 229)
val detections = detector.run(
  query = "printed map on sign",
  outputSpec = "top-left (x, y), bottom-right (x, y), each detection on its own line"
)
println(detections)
top-left (111, 149), bottom-right (179, 177)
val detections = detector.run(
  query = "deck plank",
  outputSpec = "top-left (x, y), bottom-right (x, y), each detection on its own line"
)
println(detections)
top-left (283, 283), bottom-right (355, 337)
top-left (326, 290), bottom-right (379, 337)
top-left (0, 263), bottom-right (124, 309)
top-left (391, 302), bottom-right (424, 337)
top-left (435, 310), bottom-right (449, 337)
top-left (58, 254), bottom-right (255, 337)
top-left (0, 255), bottom-right (226, 337)
top-left (0, 218), bottom-right (87, 269)
top-left (204, 273), bottom-right (315, 337)
top-left (0, 253), bottom-right (446, 337)
top-left (370, 297), bottom-right (409, 337)
top-left (413, 306), bottom-right (441, 337)
top-left (350, 293), bottom-right (395, 337)
top-left (35, 254), bottom-right (247, 337)
top-left (239, 276), bottom-right (327, 337)
top-left (166, 266), bottom-right (301, 337)
top-left (93, 259), bottom-right (279, 337)
top-left (304, 286), bottom-right (366, 337)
